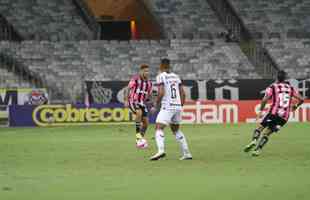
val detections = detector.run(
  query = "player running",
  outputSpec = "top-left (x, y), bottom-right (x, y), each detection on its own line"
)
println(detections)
top-left (124, 65), bottom-right (153, 148)
top-left (244, 70), bottom-right (304, 156)
top-left (150, 58), bottom-right (192, 161)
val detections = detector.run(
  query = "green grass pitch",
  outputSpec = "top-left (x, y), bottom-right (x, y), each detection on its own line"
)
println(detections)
top-left (1, 123), bottom-right (310, 200)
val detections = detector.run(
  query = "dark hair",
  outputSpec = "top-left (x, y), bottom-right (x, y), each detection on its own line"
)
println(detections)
top-left (140, 64), bottom-right (149, 70)
top-left (277, 70), bottom-right (287, 82)
top-left (161, 58), bottom-right (170, 65)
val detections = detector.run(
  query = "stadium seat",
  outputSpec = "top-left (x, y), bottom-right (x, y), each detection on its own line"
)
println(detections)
top-left (229, 0), bottom-right (310, 39)
top-left (265, 39), bottom-right (310, 78)
top-left (0, 0), bottom-right (93, 41)
top-left (144, 0), bottom-right (225, 39)
top-left (0, 40), bottom-right (259, 102)
top-left (0, 67), bottom-right (32, 88)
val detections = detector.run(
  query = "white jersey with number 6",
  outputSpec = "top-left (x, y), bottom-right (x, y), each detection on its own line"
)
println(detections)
top-left (156, 72), bottom-right (182, 111)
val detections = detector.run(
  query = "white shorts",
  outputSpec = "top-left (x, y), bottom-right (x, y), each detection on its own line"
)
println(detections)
top-left (156, 109), bottom-right (182, 125)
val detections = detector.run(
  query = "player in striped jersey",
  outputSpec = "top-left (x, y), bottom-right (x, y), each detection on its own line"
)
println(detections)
top-left (244, 70), bottom-right (304, 156)
top-left (124, 65), bottom-right (153, 148)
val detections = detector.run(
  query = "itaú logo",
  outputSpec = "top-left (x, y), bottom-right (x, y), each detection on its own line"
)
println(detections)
top-left (32, 104), bottom-right (135, 127)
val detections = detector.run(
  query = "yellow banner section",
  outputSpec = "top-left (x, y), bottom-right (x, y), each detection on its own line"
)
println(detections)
top-left (0, 110), bottom-right (8, 119)
top-left (32, 104), bottom-right (135, 127)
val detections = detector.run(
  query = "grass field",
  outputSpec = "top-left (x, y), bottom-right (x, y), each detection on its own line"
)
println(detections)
top-left (1, 123), bottom-right (310, 200)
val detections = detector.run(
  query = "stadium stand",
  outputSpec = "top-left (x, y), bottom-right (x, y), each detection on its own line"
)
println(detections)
top-left (1, 0), bottom-right (309, 103)
top-left (0, 40), bottom-right (259, 102)
top-left (0, 14), bottom-right (23, 41)
top-left (228, 0), bottom-right (310, 39)
top-left (0, 0), bottom-right (93, 41)
top-left (0, 67), bottom-right (32, 88)
top-left (142, 0), bottom-right (226, 39)
top-left (265, 39), bottom-right (310, 79)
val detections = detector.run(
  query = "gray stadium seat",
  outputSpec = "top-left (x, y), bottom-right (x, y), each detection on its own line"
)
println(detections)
top-left (229, 0), bottom-right (310, 39)
top-left (145, 0), bottom-right (225, 39)
top-left (0, 0), bottom-right (93, 41)
top-left (0, 40), bottom-right (259, 102)
top-left (265, 39), bottom-right (310, 79)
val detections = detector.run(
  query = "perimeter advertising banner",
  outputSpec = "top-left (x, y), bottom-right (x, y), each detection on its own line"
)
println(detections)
top-left (9, 100), bottom-right (310, 127)
top-left (182, 100), bottom-right (310, 124)
top-left (85, 79), bottom-right (310, 104)
top-left (9, 104), bottom-right (138, 127)
top-left (0, 88), bottom-right (48, 120)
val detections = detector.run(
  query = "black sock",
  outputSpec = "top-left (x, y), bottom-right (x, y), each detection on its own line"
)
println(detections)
top-left (252, 129), bottom-right (261, 141)
top-left (135, 122), bottom-right (141, 133)
top-left (255, 136), bottom-right (269, 150)
top-left (140, 127), bottom-right (147, 137)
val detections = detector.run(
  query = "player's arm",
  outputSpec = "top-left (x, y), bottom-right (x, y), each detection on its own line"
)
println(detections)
top-left (123, 86), bottom-right (130, 107)
top-left (258, 95), bottom-right (270, 111)
top-left (154, 84), bottom-right (165, 110)
top-left (124, 79), bottom-right (135, 107)
top-left (179, 84), bottom-right (186, 106)
top-left (257, 87), bottom-right (272, 119)
top-left (151, 75), bottom-right (164, 112)
top-left (146, 82), bottom-right (153, 103)
top-left (292, 90), bottom-right (304, 111)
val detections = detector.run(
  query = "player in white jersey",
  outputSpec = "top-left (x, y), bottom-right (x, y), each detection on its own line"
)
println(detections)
top-left (150, 58), bottom-right (192, 161)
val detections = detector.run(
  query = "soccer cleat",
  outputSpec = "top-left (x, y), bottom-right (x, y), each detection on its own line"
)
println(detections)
top-left (243, 140), bottom-right (257, 153)
top-left (150, 152), bottom-right (166, 161)
top-left (179, 154), bottom-right (193, 160)
top-left (252, 149), bottom-right (261, 157)
top-left (136, 133), bottom-right (143, 140)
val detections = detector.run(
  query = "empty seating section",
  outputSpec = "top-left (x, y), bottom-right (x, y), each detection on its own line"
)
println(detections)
top-left (0, 0), bottom-right (93, 40)
top-left (0, 0), bottom-right (308, 103)
top-left (266, 39), bottom-right (310, 78)
top-left (229, 0), bottom-right (310, 39)
top-left (0, 40), bottom-right (259, 101)
top-left (146, 0), bottom-right (225, 39)
top-left (0, 67), bottom-right (32, 88)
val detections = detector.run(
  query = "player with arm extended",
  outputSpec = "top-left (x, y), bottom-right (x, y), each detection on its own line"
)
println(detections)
top-left (150, 58), bottom-right (192, 161)
top-left (243, 70), bottom-right (304, 156)
top-left (124, 65), bottom-right (153, 148)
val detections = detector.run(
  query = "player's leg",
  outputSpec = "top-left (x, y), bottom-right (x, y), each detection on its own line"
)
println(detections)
top-left (135, 115), bottom-right (149, 149)
top-left (244, 125), bottom-right (265, 152)
top-left (252, 128), bottom-right (273, 156)
top-left (128, 102), bottom-right (143, 142)
top-left (252, 115), bottom-right (286, 156)
top-left (170, 123), bottom-right (192, 160)
top-left (140, 116), bottom-right (148, 137)
top-left (244, 113), bottom-right (272, 153)
top-left (150, 110), bottom-right (171, 161)
top-left (150, 123), bottom-right (166, 160)
top-left (134, 109), bottom-right (143, 141)
top-left (170, 111), bottom-right (192, 160)
top-left (140, 106), bottom-right (149, 137)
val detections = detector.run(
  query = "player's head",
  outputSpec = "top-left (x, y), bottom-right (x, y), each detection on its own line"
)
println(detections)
top-left (139, 64), bottom-right (149, 80)
top-left (277, 70), bottom-right (287, 82)
top-left (160, 58), bottom-right (170, 72)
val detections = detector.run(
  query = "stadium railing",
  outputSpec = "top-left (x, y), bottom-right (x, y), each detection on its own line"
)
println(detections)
top-left (0, 51), bottom-right (64, 103)
top-left (0, 14), bottom-right (23, 42)
top-left (0, 51), bottom-right (46, 86)
top-left (71, 0), bottom-right (101, 39)
top-left (206, 0), bottom-right (279, 78)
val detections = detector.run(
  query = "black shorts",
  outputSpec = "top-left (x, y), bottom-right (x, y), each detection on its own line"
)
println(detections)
top-left (261, 113), bottom-right (287, 132)
top-left (128, 102), bottom-right (148, 117)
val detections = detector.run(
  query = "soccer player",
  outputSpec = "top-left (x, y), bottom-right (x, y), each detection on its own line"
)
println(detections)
top-left (150, 58), bottom-right (192, 161)
top-left (244, 70), bottom-right (304, 156)
top-left (124, 65), bottom-right (153, 147)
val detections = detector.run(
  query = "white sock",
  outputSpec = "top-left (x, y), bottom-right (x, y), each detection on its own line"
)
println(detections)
top-left (155, 129), bottom-right (165, 154)
top-left (175, 130), bottom-right (191, 156)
